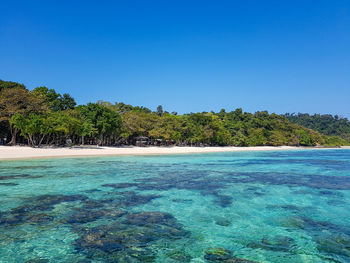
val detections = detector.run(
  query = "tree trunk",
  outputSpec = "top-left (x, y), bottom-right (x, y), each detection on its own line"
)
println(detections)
top-left (9, 127), bottom-right (17, 145)
top-left (28, 134), bottom-right (34, 147)
top-left (38, 135), bottom-right (46, 147)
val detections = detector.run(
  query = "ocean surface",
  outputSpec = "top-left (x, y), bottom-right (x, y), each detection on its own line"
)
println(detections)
top-left (0, 149), bottom-right (349, 263)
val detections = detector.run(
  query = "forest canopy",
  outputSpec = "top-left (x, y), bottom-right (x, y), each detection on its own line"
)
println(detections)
top-left (0, 79), bottom-right (348, 147)
top-left (284, 113), bottom-right (350, 142)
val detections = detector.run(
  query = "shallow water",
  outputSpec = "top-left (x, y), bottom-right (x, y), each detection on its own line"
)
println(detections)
top-left (0, 149), bottom-right (349, 263)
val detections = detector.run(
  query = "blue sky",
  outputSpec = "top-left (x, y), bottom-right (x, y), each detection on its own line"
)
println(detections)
top-left (1, 1), bottom-right (349, 117)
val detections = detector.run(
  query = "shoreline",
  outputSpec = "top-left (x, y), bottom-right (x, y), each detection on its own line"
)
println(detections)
top-left (0, 145), bottom-right (349, 161)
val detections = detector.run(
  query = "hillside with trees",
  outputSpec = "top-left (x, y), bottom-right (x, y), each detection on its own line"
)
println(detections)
top-left (284, 113), bottom-right (350, 143)
top-left (0, 79), bottom-right (348, 147)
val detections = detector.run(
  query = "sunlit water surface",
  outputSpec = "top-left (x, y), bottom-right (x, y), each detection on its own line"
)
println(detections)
top-left (0, 149), bottom-right (349, 263)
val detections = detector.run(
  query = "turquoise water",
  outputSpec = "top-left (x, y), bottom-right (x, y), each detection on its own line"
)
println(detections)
top-left (0, 149), bottom-right (350, 263)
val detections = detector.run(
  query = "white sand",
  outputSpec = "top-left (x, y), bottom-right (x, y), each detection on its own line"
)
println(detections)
top-left (0, 145), bottom-right (342, 160)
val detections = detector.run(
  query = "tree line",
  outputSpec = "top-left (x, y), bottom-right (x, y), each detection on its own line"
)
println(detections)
top-left (0, 79), bottom-right (348, 147)
top-left (284, 113), bottom-right (350, 142)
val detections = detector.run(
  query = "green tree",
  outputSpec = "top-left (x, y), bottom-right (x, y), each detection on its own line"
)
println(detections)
top-left (0, 87), bottom-right (46, 145)
top-left (32, 87), bottom-right (76, 111)
top-left (77, 103), bottom-right (122, 145)
top-left (156, 105), bottom-right (164, 117)
top-left (11, 113), bottom-right (46, 146)
top-left (0, 79), bottom-right (25, 92)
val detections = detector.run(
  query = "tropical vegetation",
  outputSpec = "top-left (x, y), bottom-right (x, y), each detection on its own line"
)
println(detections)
top-left (0, 79), bottom-right (348, 147)
top-left (284, 113), bottom-right (350, 143)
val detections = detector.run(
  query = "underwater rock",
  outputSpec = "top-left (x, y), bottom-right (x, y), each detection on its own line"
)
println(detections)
top-left (215, 218), bottom-right (231, 227)
top-left (266, 204), bottom-right (306, 212)
top-left (281, 216), bottom-right (307, 229)
top-left (25, 258), bottom-right (49, 263)
top-left (98, 197), bottom-right (161, 211)
top-left (12, 165), bottom-right (54, 170)
top-left (327, 199), bottom-right (346, 206)
top-left (292, 190), bottom-right (313, 195)
top-left (280, 216), bottom-right (350, 261)
top-left (30, 194), bottom-right (88, 211)
top-left (282, 216), bottom-right (350, 234)
top-left (119, 193), bottom-right (161, 207)
top-left (102, 183), bottom-right (139, 189)
top-left (127, 170), bottom-right (243, 207)
top-left (0, 174), bottom-right (42, 180)
top-left (102, 190), bottom-right (161, 203)
top-left (125, 211), bottom-right (176, 226)
top-left (232, 172), bottom-right (350, 190)
top-left (168, 250), bottom-right (192, 262)
top-left (0, 215), bottom-right (24, 226)
top-left (215, 195), bottom-right (233, 208)
top-left (124, 211), bottom-right (188, 239)
top-left (171, 198), bottom-right (193, 203)
top-left (316, 234), bottom-right (350, 258)
top-left (74, 210), bottom-right (189, 262)
top-left (0, 211), bottom-right (54, 226)
top-left (83, 189), bottom-right (101, 193)
top-left (34, 194), bottom-right (88, 204)
top-left (319, 190), bottom-right (337, 196)
top-left (99, 191), bottom-right (162, 208)
top-left (0, 194), bottom-right (88, 227)
top-left (248, 235), bottom-right (295, 252)
top-left (75, 225), bottom-right (127, 254)
top-left (204, 248), bottom-right (233, 261)
top-left (66, 208), bottom-right (125, 224)
top-left (0, 182), bottom-right (19, 186)
top-left (201, 190), bottom-right (233, 208)
top-left (204, 247), bottom-right (257, 262)
top-left (26, 213), bottom-right (54, 224)
top-left (80, 199), bottom-right (104, 209)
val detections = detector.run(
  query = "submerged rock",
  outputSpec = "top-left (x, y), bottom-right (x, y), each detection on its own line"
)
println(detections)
top-left (0, 174), bottom-right (42, 181)
top-left (74, 211), bottom-right (189, 262)
top-left (204, 247), bottom-right (257, 262)
top-left (133, 171), bottom-right (232, 207)
top-left (102, 183), bottom-right (139, 189)
top-left (83, 188), bottom-right (101, 193)
top-left (0, 211), bottom-right (54, 226)
top-left (248, 235), bottom-right (295, 252)
top-left (215, 195), bottom-right (233, 208)
top-left (204, 247), bottom-right (233, 261)
top-left (25, 259), bottom-right (49, 263)
top-left (80, 199), bottom-right (104, 209)
top-left (281, 216), bottom-right (350, 261)
top-left (316, 234), bottom-right (350, 258)
top-left (101, 191), bottom-right (162, 208)
top-left (266, 204), bottom-right (307, 213)
top-left (125, 211), bottom-right (176, 226)
top-left (119, 193), bottom-right (162, 207)
top-left (0, 182), bottom-right (19, 186)
top-left (171, 198), bottom-right (193, 203)
top-left (124, 211), bottom-right (189, 239)
top-left (30, 194), bottom-right (88, 211)
top-left (168, 250), bottom-right (192, 262)
top-left (215, 218), bottom-right (231, 227)
top-left (232, 171), bottom-right (350, 190)
top-left (66, 208), bottom-right (125, 224)
top-left (0, 194), bottom-right (88, 227)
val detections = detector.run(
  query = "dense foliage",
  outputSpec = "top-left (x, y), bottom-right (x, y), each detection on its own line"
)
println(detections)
top-left (284, 113), bottom-right (350, 143)
top-left (0, 79), bottom-right (347, 147)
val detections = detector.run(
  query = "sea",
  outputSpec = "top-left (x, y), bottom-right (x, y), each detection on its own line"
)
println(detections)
top-left (0, 149), bottom-right (349, 262)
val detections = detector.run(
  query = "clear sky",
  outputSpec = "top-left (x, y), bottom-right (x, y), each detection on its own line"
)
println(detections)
top-left (1, 1), bottom-right (349, 117)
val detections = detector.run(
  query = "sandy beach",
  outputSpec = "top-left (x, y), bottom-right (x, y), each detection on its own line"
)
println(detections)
top-left (0, 145), bottom-right (347, 160)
